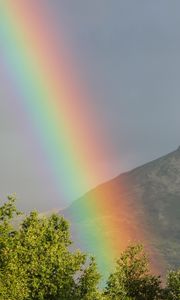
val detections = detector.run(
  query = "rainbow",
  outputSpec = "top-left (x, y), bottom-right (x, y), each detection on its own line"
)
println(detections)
top-left (0, 1), bottom-right (164, 277)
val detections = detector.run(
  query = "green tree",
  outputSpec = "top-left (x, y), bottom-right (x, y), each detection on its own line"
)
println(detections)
top-left (0, 195), bottom-right (102, 300)
top-left (164, 270), bottom-right (180, 299)
top-left (74, 256), bottom-right (103, 300)
top-left (104, 244), bottom-right (162, 300)
top-left (0, 194), bottom-right (26, 299)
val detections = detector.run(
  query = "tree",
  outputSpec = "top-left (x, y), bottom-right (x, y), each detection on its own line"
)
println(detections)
top-left (2, 195), bottom-right (180, 300)
top-left (164, 270), bottom-right (180, 299)
top-left (104, 244), bottom-right (162, 300)
top-left (0, 195), bottom-right (102, 300)
top-left (74, 256), bottom-right (103, 300)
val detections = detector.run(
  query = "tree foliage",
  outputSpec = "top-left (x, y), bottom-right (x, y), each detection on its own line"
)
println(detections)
top-left (0, 196), bottom-right (180, 300)
top-left (104, 244), bottom-right (162, 300)
top-left (164, 270), bottom-right (180, 299)
top-left (0, 195), bottom-right (101, 300)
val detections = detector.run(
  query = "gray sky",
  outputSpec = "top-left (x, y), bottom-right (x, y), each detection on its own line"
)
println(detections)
top-left (1, 1), bottom-right (180, 211)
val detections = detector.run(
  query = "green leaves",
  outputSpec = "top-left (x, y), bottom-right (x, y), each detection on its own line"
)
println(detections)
top-left (0, 196), bottom-right (101, 300)
top-left (0, 194), bottom-right (21, 221)
top-left (165, 270), bottom-right (180, 299)
top-left (104, 245), bottom-right (162, 300)
top-left (0, 195), bottom-right (180, 300)
top-left (75, 256), bottom-right (102, 300)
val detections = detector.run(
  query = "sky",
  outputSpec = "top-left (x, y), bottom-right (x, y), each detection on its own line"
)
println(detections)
top-left (1, 1), bottom-right (180, 211)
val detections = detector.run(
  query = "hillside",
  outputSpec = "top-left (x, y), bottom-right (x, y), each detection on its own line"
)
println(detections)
top-left (62, 147), bottom-right (180, 276)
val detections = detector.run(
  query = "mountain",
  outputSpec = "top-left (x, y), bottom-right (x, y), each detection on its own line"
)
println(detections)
top-left (62, 147), bottom-right (180, 277)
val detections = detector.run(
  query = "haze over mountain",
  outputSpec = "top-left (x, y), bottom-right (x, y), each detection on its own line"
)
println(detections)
top-left (63, 146), bottom-right (180, 275)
